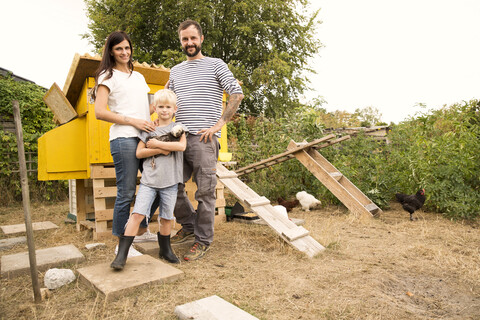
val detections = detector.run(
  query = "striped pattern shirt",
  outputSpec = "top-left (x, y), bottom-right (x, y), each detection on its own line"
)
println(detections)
top-left (168, 57), bottom-right (243, 137)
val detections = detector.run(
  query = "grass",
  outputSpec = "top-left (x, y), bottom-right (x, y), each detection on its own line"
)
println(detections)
top-left (0, 201), bottom-right (479, 319)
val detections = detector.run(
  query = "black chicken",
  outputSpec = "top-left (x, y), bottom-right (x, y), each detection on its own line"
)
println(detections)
top-left (395, 188), bottom-right (426, 221)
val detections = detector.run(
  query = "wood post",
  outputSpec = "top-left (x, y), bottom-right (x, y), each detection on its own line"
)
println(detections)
top-left (12, 100), bottom-right (42, 303)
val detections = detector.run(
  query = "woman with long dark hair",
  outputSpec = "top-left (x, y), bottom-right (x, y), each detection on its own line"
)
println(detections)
top-left (93, 31), bottom-right (156, 251)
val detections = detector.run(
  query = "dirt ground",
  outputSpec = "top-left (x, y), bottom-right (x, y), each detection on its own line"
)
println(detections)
top-left (0, 201), bottom-right (479, 320)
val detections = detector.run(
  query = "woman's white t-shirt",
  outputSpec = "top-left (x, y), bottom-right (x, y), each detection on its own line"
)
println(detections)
top-left (97, 69), bottom-right (150, 141)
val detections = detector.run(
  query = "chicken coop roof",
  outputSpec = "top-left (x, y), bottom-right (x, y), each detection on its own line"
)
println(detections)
top-left (62, 53), bottom-right (170, 106)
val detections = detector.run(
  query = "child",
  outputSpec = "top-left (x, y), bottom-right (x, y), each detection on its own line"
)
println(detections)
top-left (111, 89), bottom-right (188, 270)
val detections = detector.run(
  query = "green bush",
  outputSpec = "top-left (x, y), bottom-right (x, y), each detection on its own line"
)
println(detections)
top-left (0, 76), bottom-right (68, 206)
top-left (228, 100), bottom-right (480, 220)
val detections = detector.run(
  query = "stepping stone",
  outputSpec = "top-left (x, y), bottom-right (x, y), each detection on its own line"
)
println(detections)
top-left (1, 221), bottom-right (59, 235)
top-left (0, 236), bottom-right (26, 251)
top-left (77, 255), bottom-right (184, 302)
top-left (133, 242), bottom-right (159, 256)
top-left (174, 295), bottom-right (259, 320)
top-left (1, 244), bottom-right (85, 278)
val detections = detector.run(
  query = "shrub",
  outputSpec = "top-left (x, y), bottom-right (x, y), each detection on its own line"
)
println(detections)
top-left (0, 76), bottom-right (68, 206)
top-left (228, 100), bottom-right (480, 220)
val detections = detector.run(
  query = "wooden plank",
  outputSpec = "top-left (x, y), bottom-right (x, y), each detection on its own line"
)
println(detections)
top-left (245, 196), bottom-right (270, 207)
top-left (312, 135), bottom-right (351, 150)
top-left (282, 226), bottom-right (310, 241)
top-left (76, 179), bottom-right (86, 232)
top-left (43, 82), bottom-right (77, 124)
top-left (90, 165), bottom-right (141, 179)
top-left (216, 171), bottom-right (238, 179)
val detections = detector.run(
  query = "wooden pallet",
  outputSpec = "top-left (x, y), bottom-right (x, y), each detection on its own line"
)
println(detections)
top-left (76, 164), bottom-right (226, 240)
top-left (287, 140), bottom-right (382, 219)
top-left (216, 163), bottom-right (325, 258)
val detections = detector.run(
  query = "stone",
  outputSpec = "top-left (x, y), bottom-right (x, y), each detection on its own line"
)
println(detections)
top-left (0, 221), bottom-right (58, 235)
top-left (0, 236), bottom-right (26, 251)
top-left (44, 268), bottom-right (76, 289)
top-left (1, 244), bottom-right (85, 278)
top-left (174, 295), bottom-right (259, 320)
top-left (77, 255), bottom-right (184, 302)
top-left (133, 241), bottom-right (159, 256)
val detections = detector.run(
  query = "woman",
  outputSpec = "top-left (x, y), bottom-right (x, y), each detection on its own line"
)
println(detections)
top-left (93, 31), bottom-right (156, 239)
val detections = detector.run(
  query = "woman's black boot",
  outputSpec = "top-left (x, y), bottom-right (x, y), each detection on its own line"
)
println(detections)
top-left (157, 232), bottom-right (179, 263)
top-left (110, 235), bottom-right (135, 270)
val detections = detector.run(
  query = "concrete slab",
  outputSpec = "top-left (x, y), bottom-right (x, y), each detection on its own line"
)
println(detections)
top-left (133, 241), bottom-right (159, 256)
top-left (1, 244), bottom-right (85, 278)
top-left (0, 236), bottom-right (26, 251)
top-left (77, 255), bottom-right (184, 302)
top-left (174, 295), bottom-right (259, 320)
top-left (0, 221), bottom-right (59, 235)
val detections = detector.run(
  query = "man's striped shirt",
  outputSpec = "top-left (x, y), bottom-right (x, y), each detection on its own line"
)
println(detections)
top-left (168, 57), bottom-right (243, 137)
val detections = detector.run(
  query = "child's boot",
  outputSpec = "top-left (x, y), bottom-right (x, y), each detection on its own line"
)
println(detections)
top-left (157, 232), bottom-right (179, 263)
top-left (110, 235), bottom-right (135, 270)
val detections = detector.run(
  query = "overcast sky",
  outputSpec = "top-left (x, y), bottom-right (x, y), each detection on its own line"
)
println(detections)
top-left (1, 0), bottom-right (479, 124)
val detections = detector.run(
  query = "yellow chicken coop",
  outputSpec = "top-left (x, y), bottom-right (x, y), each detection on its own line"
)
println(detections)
top-left (38, 53), bottom-right (228, 239)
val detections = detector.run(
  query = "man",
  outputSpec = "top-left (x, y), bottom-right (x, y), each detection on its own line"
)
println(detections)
top-left (168, 19), bottom-right (244, 261)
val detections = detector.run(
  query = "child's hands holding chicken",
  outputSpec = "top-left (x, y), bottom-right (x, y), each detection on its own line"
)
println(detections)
top-left (146, 139), bottom-right (170, 155)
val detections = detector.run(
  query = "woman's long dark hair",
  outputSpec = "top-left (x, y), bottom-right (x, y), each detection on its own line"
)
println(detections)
top-left (92, 31), bottom-right (134, 100)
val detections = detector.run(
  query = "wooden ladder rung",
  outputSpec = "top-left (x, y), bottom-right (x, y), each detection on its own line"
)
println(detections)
top-left (244, 196), bottom-right (270, 208)
top-left (330, 172), bottom-right (343, 180)
top-left (282, 226), bottom-right (310, 241)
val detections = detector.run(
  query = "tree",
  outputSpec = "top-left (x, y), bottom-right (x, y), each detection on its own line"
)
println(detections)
top-left (83, 0), bottom-right (321, 117)
top-left (352, 106), bottom-right (383, 127)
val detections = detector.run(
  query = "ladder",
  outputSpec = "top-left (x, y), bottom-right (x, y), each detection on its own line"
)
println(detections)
top-left (287, 140), bottom-right (382, 219)
top-left (216, 163), bottom-right (325, 258)
top-left (235, 134), bottom-right (350, 176)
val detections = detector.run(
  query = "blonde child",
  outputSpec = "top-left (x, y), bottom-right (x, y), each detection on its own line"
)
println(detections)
top-left (111, 89), bottom-right (187, 270)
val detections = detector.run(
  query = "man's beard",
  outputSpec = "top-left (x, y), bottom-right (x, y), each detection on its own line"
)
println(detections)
top-left (183, 44), bottom-right (201, 57)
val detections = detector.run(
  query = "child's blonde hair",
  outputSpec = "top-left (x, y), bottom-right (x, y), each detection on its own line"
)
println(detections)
top-left (153, 88), bottom-right (177, 106)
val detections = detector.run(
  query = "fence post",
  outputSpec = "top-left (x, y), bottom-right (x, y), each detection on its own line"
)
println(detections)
top-left (12, 100), bottom-right (42, 303)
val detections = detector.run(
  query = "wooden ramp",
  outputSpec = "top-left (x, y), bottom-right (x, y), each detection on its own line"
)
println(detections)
top-left (216, 163), bottom-right (325, 258)
top-left (287, 140), bottom-right (382, 219)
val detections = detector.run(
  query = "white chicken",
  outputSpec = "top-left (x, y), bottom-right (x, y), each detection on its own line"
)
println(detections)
top-left (295, 191), bottom-right (321, 211)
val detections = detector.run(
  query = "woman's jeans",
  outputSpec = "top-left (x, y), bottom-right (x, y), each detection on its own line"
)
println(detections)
top-left (110, 137), bottom-right (156, 236)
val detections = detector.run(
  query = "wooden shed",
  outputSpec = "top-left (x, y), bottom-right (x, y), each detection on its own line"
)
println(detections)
top-left (38, 53), bottom-right (226, 239)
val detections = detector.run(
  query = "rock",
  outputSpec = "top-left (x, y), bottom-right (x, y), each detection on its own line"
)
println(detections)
top-left (44, 268), bottom-right (76, 290)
